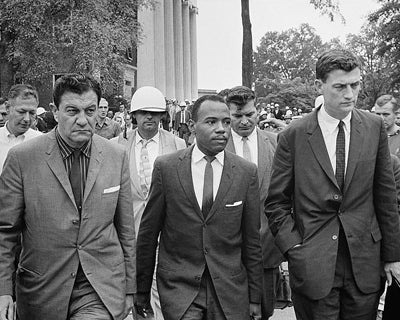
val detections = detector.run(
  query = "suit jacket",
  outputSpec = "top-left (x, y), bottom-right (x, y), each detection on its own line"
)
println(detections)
top-left (225, 128), bottom-right (284, 268)
top-left (174, 110), bottom-right (191, 131)
top-left (0, 131), bottom-right (136, 320)
top-left (116, 128), bottom-right (186, 235)
top-left (136, 146), bottom-right (263, 320)
top-left (265, 108), bottom-right (400, 300)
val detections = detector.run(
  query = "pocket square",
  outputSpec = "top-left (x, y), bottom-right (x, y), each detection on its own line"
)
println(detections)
top-left (103, 185), bottom-right (120, 194)
top-left (225, 201), bottom-right (242, 207)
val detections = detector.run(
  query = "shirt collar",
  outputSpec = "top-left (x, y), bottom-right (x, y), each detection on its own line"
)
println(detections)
top-left (96, 117), bottom-right (111, 127)
top-left (135, 130), bottom-right (160, 146)
top-left (192, 144), bottom-right (224, 166)
top-left (319, 104), bottom-right (352, 134)
top-left (55, 126), bottom-right (91, 159)
top-left (231, 127), bottom-right (257, 142)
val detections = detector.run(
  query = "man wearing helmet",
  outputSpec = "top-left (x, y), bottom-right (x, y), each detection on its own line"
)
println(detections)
top-left (115, 86), bottom-right (186, 320)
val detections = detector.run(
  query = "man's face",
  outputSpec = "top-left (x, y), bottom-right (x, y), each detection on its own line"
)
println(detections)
top-left (134, 110), bottom-right (162, 137)
top-left (315, 68), bottom-right (361, 120)
top-left (98, 104), bottom-right (108, 119)
top-left (396, 112), bottom-right (400, 126)
top-left (55, 90), bottom-right (98, 148)
top-left (193, 100), bottom-right (231, 156)
top-left (119, 105), bottom-right (125, 112)
top-left (125, 115), bottom-right (132, 125)
top-left (229, 99), bottom-right (258, 137)
top-left (7, 96), bottom-right (38, 136)
top-left (375, 103), bottom-right (396, 131)
top-left (0, 103), bottom-right (8, 127)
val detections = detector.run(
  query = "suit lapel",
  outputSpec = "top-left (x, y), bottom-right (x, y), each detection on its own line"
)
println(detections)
top-left (177, 146), bottom-right (203, 218)
top-left (307, 111), bottom-right (339, 189)
top-left (159, 129), bottom-right (176, 154)
top-left (206, 151), bottom-right (234, 222)
top-left (83, 136), bottom-right (103, 202)
top-left (45, 132), bottom-right (76, 206)
top-left (225, 136), bottom-right (236, 154)
top-left (343, 111), bottom-right (363, 194)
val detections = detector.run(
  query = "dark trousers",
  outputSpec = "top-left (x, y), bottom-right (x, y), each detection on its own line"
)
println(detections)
top-left (178, 124), bottom-right (190, 146)
top-left (383, 282), bottom-right (400, 320)
top-left (292, 230), bottom-right (380, 320)
top-left (181, 268), bottom-right (226, 320)
top-left (261, 267), bottom-right (280, 320)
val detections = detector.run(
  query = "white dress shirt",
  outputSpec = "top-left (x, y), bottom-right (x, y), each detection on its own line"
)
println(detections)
top-left (0, 124), bottom-right (42, 172)
top-left (317, 105), bottom-right (351, 175)
top-left (231, 128), bottom-right (258, 167)
top-left (134, 131), bottom-right (160, 174)
top-left (191, 144), bottom-right (224, 209)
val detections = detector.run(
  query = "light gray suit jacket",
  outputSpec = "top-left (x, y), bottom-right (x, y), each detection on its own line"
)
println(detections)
top-left (0, 131), bottom-right (135, 320)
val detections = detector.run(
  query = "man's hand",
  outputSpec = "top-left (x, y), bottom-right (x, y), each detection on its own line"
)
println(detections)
top-left (122, 294), bottom-right (134, 319)
top-left (384, 261), bottom-right (400, 286)
top-left (134, 293), bottom-right (154, 318)
top-left (0, 295), bottom-right (14, 320)
top-left (249, 303), bottom-right (261, 320)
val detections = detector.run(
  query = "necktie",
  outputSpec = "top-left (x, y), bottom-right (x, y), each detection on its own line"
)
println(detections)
top-left (139, 139), bottom-right (152, 197)
top-left (181, 111), bottom-right (184, 123)
top-left (242, 137), bottom-right (252, 162)
top-left (70, 150), bottom-right (82, 212)
top-left (335, 121), bottom-right (345, 192)
top-left (202, 156), bottom-right (215, 218)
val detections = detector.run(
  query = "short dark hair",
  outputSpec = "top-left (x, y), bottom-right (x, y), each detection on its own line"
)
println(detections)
top-left (8, 84), bottom-right (39, 103)
top-left (375, 94), bottom-right (399, 113)
top-left (217, 88), bottom-right (231, 101)
top-left (316, 49), bottom-right (362, 82)
top-left (53, 73), bottom-right (102, 108)
top-left (225, 86), bottom-right (256, 109)
top-left (191, 95), bottom-right (227, 122)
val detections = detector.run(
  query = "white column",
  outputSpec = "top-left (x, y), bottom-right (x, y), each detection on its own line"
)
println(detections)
top-left (190, 4), bottom-right (198, 100)
top-left (164, 0), bottom-right (176, 99)
top-left (137, 6), bottom-right (155, 87)
top-left (182, 1), bottom-right (191, 101)
top-left (154, 0), bottom-right (166, 94)
top-left (173, 0), bottom-right (184, 102)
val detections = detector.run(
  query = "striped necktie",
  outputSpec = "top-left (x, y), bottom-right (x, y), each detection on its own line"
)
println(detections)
top-left (139, 139), bottom-right (152, 197)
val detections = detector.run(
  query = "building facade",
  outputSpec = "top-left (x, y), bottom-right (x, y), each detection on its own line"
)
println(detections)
top-left (137, 0), bottom-right (198, 102)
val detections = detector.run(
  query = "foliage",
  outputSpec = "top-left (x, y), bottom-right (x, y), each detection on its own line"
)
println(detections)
top-left (0, 0), bottom-right (153, 91)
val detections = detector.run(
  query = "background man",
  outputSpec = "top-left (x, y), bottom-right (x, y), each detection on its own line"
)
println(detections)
top-left (374, 94), bottom-right (400, 158)
top-left (174, 101), bottom-right (191, 145)
top-left (225, 86), bottom-right (284, 320)
top-left (0, 74), bottom-right (136, 320)
top-left (95, 97), bottom-right (121, 139)
top-left (0, 98), bottom-right (7, 127)
top-left (115, 85), bottom-right (186, 319)
top-left (136, 94), bottom-right (263, 320)
top-left (266, 49), bottom-right (400, 319)
top-left (0, 84), bottom-right (42, 172)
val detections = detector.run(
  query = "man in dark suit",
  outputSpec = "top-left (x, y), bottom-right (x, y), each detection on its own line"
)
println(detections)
top-left (0, 74), bottom-right (136, 320)
top-left (174, 101), bottom-right (191, 145)
top-left (136, 94), bottom-right (263, 320)
top-left (265, 49), bottom-right (400, 319)
top-left (225, 86), bottom-right (284, 319)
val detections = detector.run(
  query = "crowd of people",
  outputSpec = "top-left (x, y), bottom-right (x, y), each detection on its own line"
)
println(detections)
top-left (0, 48), bottom-right (400, 320)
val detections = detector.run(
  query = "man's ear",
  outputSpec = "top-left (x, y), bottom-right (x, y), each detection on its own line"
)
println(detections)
top-left (188, 119), bottom-right (195, 132)
top-left (315, 79), bottom-right (323, 95)
top-left (50, 103), bottom-right (58, 123)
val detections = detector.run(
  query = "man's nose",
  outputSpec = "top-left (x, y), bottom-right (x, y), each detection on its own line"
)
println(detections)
top-left (76, 111), bottom-right (88, 125)
top-left (22, 112), bottom-right (30, 122)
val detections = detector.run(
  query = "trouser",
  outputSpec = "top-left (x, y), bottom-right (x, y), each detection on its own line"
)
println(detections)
top-left (261, 267), bottom-right (280, 319)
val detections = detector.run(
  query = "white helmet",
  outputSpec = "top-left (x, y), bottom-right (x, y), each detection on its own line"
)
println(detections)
top-left (131, 86), bottom-right (166, 112)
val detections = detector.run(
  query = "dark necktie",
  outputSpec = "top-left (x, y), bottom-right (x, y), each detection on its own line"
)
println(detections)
top-left (202, 156), bottom-right (215, 218)
top-left (335, 121), bottom-right (345, 192)
top-left (70, 149), bottom-right (82, 212)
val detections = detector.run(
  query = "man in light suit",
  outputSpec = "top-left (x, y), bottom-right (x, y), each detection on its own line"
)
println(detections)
top-left (115, 86), bottom-right (186, 320)
top-left (0, 74), bottom-right (136, 320)
top-left (225, 86), bottom-right (284, 319)
top-left (265, 49), bottom-right (400, 319)
top-left (136, 94), bottom-right (263, 320)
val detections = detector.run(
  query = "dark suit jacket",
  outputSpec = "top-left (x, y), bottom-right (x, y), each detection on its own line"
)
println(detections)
top-left (265, 108), bottom-right (400, 300)
top-left (136, 146), bottom-right (263, 320)
top-left (174, 110), bottom-right (191, 131)
top-left (0, 131), bottom-right (136, 320)
top-left (226, 128), bottom-right (284, 268)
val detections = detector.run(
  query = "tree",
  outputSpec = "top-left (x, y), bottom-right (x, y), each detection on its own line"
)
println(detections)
top-left (0, 0), bottom-right (153, 96)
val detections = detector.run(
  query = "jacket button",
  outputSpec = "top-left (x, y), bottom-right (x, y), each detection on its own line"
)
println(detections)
top-left (332, 235), bottom-right (338, 240)
top-left (333, 194), bottom-right (339, 200)
top-left (72, 219), bottom-right (79, 225)
top-left (77, 245), bottom-right (82, 250)
top-left (71, 272), bottom-right (76, 277)
top-left (195, 275), bottom-right (201, 281)
top-left (204, 248), bottom-right (208, 255)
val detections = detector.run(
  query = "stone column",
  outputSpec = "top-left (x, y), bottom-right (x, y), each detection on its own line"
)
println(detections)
top-left (137, 6), bottom-right (155, 87)
top-left (182, 1), bottom-right (191, 101)
top-left (190, 4), bottom-right (198, 100)
top-left (154, 0), bottom-right (166, 94)
top-left (173, 0), bottom-right (184, 102)
top-left (164, 0), bottom-right (176, 99)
